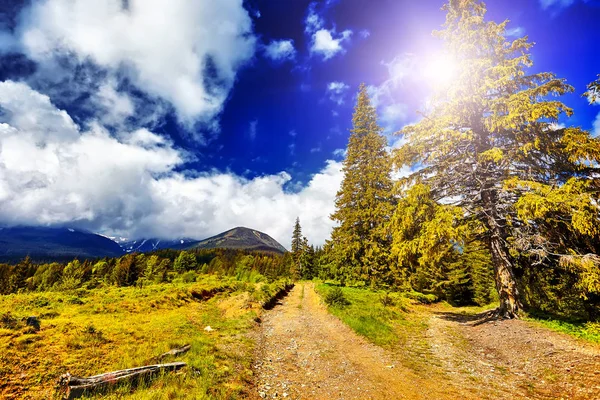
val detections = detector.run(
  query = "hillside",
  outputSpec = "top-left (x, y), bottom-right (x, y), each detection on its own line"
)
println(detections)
top-left (188, 227), bottom-right (287, 254)
top-left (0, 226), bottom-right (124, 262)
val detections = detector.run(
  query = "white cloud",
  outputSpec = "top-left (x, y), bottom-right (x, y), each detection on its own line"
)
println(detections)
top-left (326, 81), bottom-right (350, 105)
top-left (11, 0), bottom-right (256, 129)
top-left (289, 130), bottom-right (298, 137)
top-left (0, 81), bottom-right (343, 247)
top-left (366, 54), bottom-right (417, 134)
top-left (311, 29), bottom-right (352, 60)
top-left (359, 29), bottom-right (371, 39)
top-left (305, 2), bottom-right (352, 60)
top-left (264, 39), bottom-right (296, 62)
top-left (305, 3), bottom-right (324, 33)
top-left (332, 148), bottom-right (346, 158)
top-left (593, 113), bottom-right (600, 137)
top-left (540, 0), bottom-right (575, 9)
top-left (505, 26), bottom-right (525, 38)
top-left (93, 78), bottom-right (135, 127)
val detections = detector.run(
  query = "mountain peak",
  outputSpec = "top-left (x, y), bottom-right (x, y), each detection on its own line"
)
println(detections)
top-left (190, 227), bottom-right (287, 254)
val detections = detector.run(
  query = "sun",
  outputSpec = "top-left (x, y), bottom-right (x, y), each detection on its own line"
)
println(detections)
top-left (423, 53), bottom-right (459, 87)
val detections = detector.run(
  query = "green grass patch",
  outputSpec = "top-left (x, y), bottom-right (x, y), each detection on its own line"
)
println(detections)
top-left (526, 317), bottom-right (600, 344)
top-left (0, 275), bottom-right (290, 399)
top-left (315, 284), bottom-right (410, 347)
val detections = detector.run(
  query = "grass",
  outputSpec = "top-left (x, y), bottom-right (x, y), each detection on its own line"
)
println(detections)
top-left (314, 284), bottom-right (423, 348)
top-left (525, 316), bottom-right (600, 344)
top-left (0, 275), bottom-right (290, 399)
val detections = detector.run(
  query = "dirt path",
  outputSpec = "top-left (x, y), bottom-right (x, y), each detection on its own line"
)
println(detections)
top-left (252, 283), bottom-right (600, 400)
top-left (252, 283), bottom-right (468, 399)
top-left (427, 309), bottom-right (600, 399)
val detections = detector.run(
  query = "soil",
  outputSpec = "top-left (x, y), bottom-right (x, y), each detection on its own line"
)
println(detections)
top-left (251, 283), bottom-right (600, 400)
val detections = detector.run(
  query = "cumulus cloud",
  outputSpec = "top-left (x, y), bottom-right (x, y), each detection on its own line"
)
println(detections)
top-left (305, 2), bottom-right (353, 60)
top-left (326, 81), bottom-right (350, 105)
top-left (263, 39), bottom-right (296, 62)
top-left (0, 81), bottom-right (343, 247)
top-left (311, 29), bottom-right (352, 60)
top-left (8, 0), bottom-right (256, 129)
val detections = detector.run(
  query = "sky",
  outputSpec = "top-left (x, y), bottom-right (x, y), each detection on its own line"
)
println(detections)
top-left (0, 0), bottom-right (599, 248)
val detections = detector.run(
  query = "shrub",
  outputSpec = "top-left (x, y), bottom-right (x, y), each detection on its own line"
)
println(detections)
top-left (324, 287), bottom-right (350, 307)
top-left (405, 291), bottom-right (438, 304)
top-left (379, 292), bottom-right (395, 307)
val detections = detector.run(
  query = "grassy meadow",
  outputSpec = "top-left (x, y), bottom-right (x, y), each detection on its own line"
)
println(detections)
top-left (0, 275), bottom-right (290, 399)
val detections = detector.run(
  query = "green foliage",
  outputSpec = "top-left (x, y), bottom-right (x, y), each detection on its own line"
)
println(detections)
top-left (329, 84), bottom-right (394, 287)
top-left (527, 316), bottom-right (600, 344)
top-left (404, 291), bottom-right (438, 305)
top-left (173, 251), bottom-right (197, 273)
top-left (0, 248), bottom-right (293, 296)
top-left (393, 0), bottom-right (600, 317)
top-left (324, 287), bottom-right (350, 307)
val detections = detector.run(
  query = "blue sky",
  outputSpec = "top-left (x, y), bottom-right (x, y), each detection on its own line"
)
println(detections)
top-left (0, 0), bottom-right (598, 247)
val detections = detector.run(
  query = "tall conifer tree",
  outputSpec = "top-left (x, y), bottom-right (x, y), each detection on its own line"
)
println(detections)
top-left (395, 0), bottom-right (600, 317)
top-left (330, 84), bottom-right (394, 286)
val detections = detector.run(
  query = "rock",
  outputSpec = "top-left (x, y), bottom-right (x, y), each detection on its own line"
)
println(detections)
top-left (204, 326), bottom-right (213, 332)
top-left (25, 316), bottom-right (40, 332)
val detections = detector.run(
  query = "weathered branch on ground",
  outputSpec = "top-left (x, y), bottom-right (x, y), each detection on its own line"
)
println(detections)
top-left (157, 344), bottom-right (191, 361)
top-left (57, 362), bottom-right (186, 399)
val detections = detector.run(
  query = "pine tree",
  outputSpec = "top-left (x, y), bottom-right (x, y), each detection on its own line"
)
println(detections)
top-left (291, 217), bottom-right (304, 278)
top-left (395, 0), bottom-right (600, 318)
top-left (330, 84), bottom-right (394, 286)
top-left (291, 217), bottom-right (303, 255)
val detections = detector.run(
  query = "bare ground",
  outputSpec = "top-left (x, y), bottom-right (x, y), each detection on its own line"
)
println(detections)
top-left (251, 283), bottom-right (600, 400)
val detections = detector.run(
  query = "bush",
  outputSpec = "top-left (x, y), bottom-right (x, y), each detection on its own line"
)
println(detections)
top-left (405, 291), bottom-right (438, 304)
top-left (324, 287), bottom-right (350, 307)
top-left (379, 292), bottom-right (395, 307)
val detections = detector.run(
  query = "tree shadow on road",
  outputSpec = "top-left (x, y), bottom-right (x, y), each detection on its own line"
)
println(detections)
top-left (434, 309), bottom-right (499, 326)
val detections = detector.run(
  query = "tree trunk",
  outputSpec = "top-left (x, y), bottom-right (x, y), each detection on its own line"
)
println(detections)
top-left (482, 189), bottom-right (522, 319)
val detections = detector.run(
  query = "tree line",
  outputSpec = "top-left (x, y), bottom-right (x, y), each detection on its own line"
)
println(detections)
top-left (0, 248), bottom-right (293, 294)
top-left (309, 0), bottom-right (600, 320)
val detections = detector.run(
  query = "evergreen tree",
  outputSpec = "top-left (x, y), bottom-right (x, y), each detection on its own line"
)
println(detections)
top-left (291, 217), bottom-right (303, 255)
top-left (395, 0), bottom-right (600, 317)
top-left (330, 84), bottom-right (394, 286)
top-left (291, 217), bottom-right (304, 278)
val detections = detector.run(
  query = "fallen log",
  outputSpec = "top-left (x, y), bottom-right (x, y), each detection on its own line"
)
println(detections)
top-left (157, 344), bottom-right (191, 361)
top-left (57, 362), bottom-right (186, 399)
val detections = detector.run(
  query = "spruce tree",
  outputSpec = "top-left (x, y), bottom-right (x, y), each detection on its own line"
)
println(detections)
top-left (330, 84), bottom-right (394, 286)
top-left (291, 217), bottom-right (304, 278)
top-left (395, 0), bottom-right (600, 318)
top-left (291, 217), bottom-right (303, 255)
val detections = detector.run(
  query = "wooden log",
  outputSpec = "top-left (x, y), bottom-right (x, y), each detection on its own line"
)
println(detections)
top-left (157, 344), bottom-right (191, 361)
top-left (57, 362), bottom-right (186, 399)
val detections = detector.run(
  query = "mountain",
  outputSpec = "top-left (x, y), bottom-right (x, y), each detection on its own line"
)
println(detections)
top-left (118, 238), bottom-right (199, 253)
top-left (188, 227), bottom-right (287, 254)
top-left (0, 226), bottom-right (124, 262)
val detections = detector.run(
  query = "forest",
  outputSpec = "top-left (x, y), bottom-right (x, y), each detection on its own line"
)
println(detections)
top-left (2, 0), bottom-right (600, 325)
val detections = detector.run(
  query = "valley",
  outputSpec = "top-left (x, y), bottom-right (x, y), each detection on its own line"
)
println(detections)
top-left (2, 278), bottom-right (599, 399)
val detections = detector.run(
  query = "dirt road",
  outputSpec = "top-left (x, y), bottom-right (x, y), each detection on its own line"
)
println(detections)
top-left (252, 283), bottom-right (600, 399)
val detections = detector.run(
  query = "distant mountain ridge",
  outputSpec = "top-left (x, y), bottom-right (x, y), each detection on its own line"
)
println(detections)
top-left (0, 226), bottom-right (286, 263)
top-left (189, 227), bottom-right (287, 254)
top-left (0, 226), bottom-right (124, 262)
